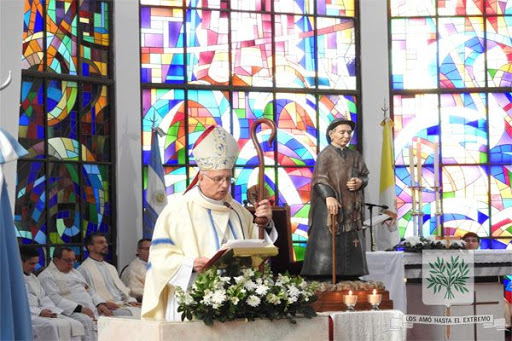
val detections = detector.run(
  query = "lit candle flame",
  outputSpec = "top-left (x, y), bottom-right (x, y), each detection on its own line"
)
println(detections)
top-left (349, 290), bottom-right (353, 295)
top-left (373, 289), bottom-right (376, 295)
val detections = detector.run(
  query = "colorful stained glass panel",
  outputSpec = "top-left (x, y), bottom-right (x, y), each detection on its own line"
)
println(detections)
top-left (231, 0), bottom-right (271, 11)
top-left (317, 0), bottom-right (355, 17)
top-left (490, 165), bottom-right (512, 237)
top-left (438, 0), bottom-right (484, 15)
top-left (316, 17), bottom-right (356, 89)
top-left (79, 0), bottom-right (110, 77)
top-left (233, 167), bottom-right (276, 206)
top-left (392, 94), bottom-right (439, 166)
top-left (187, 90), bottom-right (231, 163)
top-left (486, 16), bottom-right (512, 87)
top-left (438, 17), bottom-right (485, 88)
top-left (274, 0), bottom-right (315, 14)
top-left (274, 14), bottom-right (316, 88)
top-left (186, 0), bottom-right (227, 8)
top-left (390, 0), bottom-right (435, 17)
top-left (47, 0), bottom-right (78, 75)
top-left (15, 161), bottom-right (47, 244)
top-left (391, 18), bottom-right (438, 90)
top-left (278, 167), bottom-right (313, 240)
top-left (143, 0), bottom-right (182, 6)
top-left (81, 83), bottom-right (110, 162)
top-left (47, 80), bottom-right (79, 160)
top-left (440, 93), bottom-right (488, 164)
top-left (275, 93), bottom-right (317, 166)
top-left (140, 6), bottom-right (185, 84)
top-left (233, 91), bottom-right (274, 166)
top-left (486, 0), bottom-right (512, 15)
top-left (186, 9), bottom-right (229, 85)
top-left (82, 164), bottom-right (110, 236)
top-left (231, 12), bottom-right (273, 87)
top-left (23, 0), bottom-right (45, 71)
top-left (442, 165), bottom-right (490, 237)
top-left (141, 88), bottom-right (186, 165)
top-left (489, 93), bottom-right (512, 164)
top-left (47, 162), bottom-right (81, 244)
top-left (19, 77), bottom-right (45, 157)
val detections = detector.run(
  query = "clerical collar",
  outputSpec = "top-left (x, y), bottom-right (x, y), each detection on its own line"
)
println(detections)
top-left (88, 256), bottom-right (104, 262)
top-left (198, 187), bottom-right (225, 206)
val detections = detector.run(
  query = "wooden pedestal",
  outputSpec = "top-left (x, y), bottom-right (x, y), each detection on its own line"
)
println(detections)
top-left (312, 290), bottom-right (393, 312)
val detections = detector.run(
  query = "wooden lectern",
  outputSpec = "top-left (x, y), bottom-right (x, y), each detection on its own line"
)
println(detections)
top-left (246, 205), bottom-right (302, 275)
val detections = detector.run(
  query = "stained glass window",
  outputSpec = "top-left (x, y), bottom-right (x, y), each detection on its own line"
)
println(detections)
top-left (390, 0), bottom-right (512, 250)
top-left (140, 0), bottom-right (360, 260)
top-left (17, 0), bottom-right (114, 266)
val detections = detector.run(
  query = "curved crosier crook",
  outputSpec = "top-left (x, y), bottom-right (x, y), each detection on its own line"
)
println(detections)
top-left (0, 71), bottom-right (12, 91)
top-left (249, 118), bottom-right (276, 238)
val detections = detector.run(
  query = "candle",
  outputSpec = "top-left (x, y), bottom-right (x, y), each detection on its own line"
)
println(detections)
top-left (343, 290), bottom-right (357, 306)
top-left (409, 140), bottom-right (418, 236)
top-left (416, 139), bottom-right (423, 236)
top-left (409, 142), bottom-right (415, 188)
top-left (416, 139), bottom-right (422, 189)
top-left (433, 142), bottom-right (439, 187)
top-left (368, 289), bottom-right (382, 306)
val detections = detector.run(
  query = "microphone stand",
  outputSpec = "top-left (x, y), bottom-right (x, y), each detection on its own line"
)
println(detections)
top-left (367, 204), bottom-right (375, 252)
top-left (364, 203), bottom-right (388, 252)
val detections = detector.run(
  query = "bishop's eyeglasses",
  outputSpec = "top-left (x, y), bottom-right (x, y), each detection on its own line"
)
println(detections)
top-left (202, 172), bottom-right (236, 185)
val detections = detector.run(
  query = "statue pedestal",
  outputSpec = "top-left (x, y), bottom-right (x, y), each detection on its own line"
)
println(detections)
top-left (312, 289), bottom-right (393, 312)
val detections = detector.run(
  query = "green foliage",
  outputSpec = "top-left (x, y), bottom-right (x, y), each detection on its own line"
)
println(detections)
top-left (175, 265), bottom-right (319, 326)
top-left (426, 255), bottom-right (470, 300)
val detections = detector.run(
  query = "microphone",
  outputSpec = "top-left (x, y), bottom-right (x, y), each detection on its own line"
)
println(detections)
top-left (364, 202), bottom-right (389, 210)
top-left (223, 202), bottom-right (246, 239)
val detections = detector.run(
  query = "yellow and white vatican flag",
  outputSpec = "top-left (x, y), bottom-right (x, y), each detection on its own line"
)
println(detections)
top-left (375, 117), bottom-right (400, 250)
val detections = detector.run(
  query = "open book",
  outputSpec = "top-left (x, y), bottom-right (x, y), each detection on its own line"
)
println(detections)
top-left (204, 239), bottom-right (278, 270)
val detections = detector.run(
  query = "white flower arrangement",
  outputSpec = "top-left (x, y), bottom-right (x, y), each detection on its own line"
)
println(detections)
top-left (394, 236), bottom-right (466, 252)
top-left (176, 265), bottom-right (319, 326)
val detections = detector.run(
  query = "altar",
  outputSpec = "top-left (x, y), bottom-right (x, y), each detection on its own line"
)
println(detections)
top-left (98, 310), bottom-right (406, 341)
top-left (364, 250), bottom-right (512, 340)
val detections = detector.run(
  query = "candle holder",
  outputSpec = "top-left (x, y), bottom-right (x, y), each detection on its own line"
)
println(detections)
top-left (368, 290), bottom-right (382, 310)
top-left (343, 291), bottom-right (357, 312)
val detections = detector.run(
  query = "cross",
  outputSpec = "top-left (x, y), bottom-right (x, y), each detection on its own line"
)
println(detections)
top-left (353, 238), bottom-right (359, 248)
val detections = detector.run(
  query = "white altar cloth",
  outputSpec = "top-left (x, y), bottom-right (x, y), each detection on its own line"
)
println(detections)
top-left (98, 315), bottom-right (330, 341)
top-left (362, 251), bottom-right (407, 313)
top-left (403, 249), bottom-right (512, 278)
top-left (324, 310), bottom-right (406, 341)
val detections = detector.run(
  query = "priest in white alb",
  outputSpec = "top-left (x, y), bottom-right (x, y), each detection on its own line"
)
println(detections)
top-left (39, 247), bottom-right (108, 341)
top-left (142, 125), bottom-right (278, 321)
top-left (20, 246), bottom-right (84, 341)
top-left (79, 232), bottom-right (141, 317)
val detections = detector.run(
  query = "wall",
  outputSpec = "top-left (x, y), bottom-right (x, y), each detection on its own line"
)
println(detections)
top-left (114, 0), bottom-right (143, 269)
top-left (0, 1), bottom-right (24, 205)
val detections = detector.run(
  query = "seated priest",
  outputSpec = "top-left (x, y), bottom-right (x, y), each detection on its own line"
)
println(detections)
top-left (121, 238), bottom-right (151, 302)
top-left (20, 246), bottom-right (85, 341)
top-left (78, 232), bottom-right (141, 317)
top-left (38, 247), bottom-right (107, 341)
top-left (142, 125), bottom-right (278, 321)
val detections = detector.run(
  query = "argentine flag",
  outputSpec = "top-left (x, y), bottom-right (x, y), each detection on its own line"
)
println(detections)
top-left (143, 128), bottom-right (168, 238)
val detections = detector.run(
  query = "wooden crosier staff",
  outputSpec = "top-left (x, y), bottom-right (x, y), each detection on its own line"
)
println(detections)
top-left (249, 118), bottom-right (276, 238)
